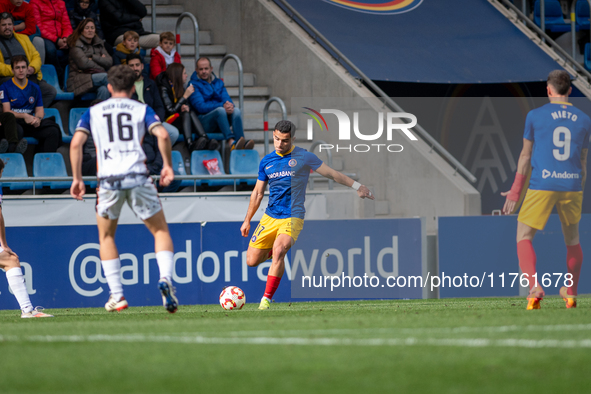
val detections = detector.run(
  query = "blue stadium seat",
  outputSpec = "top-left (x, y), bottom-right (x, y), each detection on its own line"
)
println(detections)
top-left (585, 43), bottom-right (591, 70)
top-left (534, 0), bottom-right (573, 32)
top-left (64, 66), bottom-right (97, 101)
top-left (171, 150), bottom-right (193, 187)
top-left (33, 153), bottom-right (71, 189)
top-left (69, 108), bottom-right (88, 136)
top-left (577, 0), bottom-right (590, 30)
top-left (41, 64), bottom-right (74, 101)
top-left (229, 150), bottom-right (259, 185)
top-left (0, 153), bottom-right (33, 190)
top-left (190, 150), bottom-right (233, 186)
top-left (44, 108), bottom-right (71, 143)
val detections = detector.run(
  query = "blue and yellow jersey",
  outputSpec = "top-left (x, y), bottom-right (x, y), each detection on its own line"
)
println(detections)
top-left (0, 78), bottom-right (42, 115)
top-left (258, 146), bottom-right (323, 220)
top-left (525, 101), bottom-right (591, 192)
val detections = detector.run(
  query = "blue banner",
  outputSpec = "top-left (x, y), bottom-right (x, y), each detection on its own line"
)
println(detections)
top-left (0, 218), bottom-right (424, 310)
top-left (438, 215), bottom-right (591, 298)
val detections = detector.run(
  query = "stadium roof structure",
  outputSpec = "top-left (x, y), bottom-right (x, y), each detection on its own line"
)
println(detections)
top-left (283, 0), bottom-right (560, 84)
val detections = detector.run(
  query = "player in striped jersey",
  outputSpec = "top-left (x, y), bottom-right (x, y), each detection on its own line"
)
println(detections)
top-left (69, 65), bottom-right (178, 313)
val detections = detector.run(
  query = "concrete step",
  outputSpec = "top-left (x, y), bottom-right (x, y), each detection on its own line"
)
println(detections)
top-left (146, 5), bottom-right (185, 16)
top-left (210, 57), bottom-right (239, 75)
top-left (239, 99), bottom-right (289, 114)
top-left (142, 17), bottom-right (205, 38)
top-left (227, 86), bottom-right (270, 98)
top-left (219, 72), bottom-right (256, 87)
top-left (139, 0), bottom-right (171, 5)
top-left (242, 113), bottom-right (297, 131)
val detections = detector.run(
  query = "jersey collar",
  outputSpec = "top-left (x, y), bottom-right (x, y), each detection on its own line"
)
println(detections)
top-left (275, 146), bottom-right (295, 157)
top-left (550, 101), bottom-right (572, 106)
top-left (12, 77), bottom-right (27, 90)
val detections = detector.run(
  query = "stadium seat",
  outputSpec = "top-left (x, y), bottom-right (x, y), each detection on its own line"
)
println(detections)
top-left (190, 150), bottom-right (234, 186)
top-left (69, 108), bottom-right (88, 136)
top-left (33, 153), bottom-right (71, 189)
top-left (64, 66), bottom-right (97, 101)
top-left (534, 0), bottom-right (573, 32)
top-left (171, 150), bottom-right (193, 187)
top-left (585, 43), bottom-right (591, 70)
top-left (44, 108), bottom-right (71, 143)
top-left (41, 64), bottom-right (74, 101)
top-left (229, 150), bottom-right (259, 185)
top-left (0, 153), bottom-right (33, 190)
top-left (576, 0), bottom-right (590, 30)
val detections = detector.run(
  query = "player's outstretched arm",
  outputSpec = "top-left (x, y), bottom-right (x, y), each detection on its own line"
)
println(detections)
top-left (315, 163), bottom-right (374, 200)
top-left (501, 138), bottom-right (533, 215)
top-left (69, 131), bottom-right (88, 201)
top-left (152, 124), bottom-right (174, 187)
top-left (241, 180), bottom-right (267, 237)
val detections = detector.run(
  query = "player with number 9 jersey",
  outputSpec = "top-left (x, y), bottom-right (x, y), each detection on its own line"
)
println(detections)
top-left (525, 101), bottom-right (591, 192)
top-left (76, 99), bottom-right (162, 189)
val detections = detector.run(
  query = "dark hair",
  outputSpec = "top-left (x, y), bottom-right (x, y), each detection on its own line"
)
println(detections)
top-left (547, 70), bottom-right (571, 96)
top-left (0, 12), bottom-right (14, 23)
top-left (0, 158), bottom-right (5, 172)
top-left (126, 53), bottom-right (143, 65)
top-left (67, 18), bottom-right (96, 48)
top-left (196, 57), bottom-right (211, 68)
top-left (11, 55), bottom-right (28, 69)
top-left (107, 65), bottom-right (136, 93)
top-left (165, 63), bottom-right (185, 100)
top-left (274, 120), bottom-right (295, 137)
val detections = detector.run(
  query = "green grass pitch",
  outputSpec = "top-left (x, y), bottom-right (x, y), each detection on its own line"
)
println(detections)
top-left (1, 297), bottom-right (590, 394)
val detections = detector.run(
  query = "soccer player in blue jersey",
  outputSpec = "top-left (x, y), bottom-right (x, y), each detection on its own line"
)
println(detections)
top-left (240, 120), bottom-right (374, 310)
top-left (503, 70), bottom-right (591, 310)
top-left (70, 65), bottom-right (178, 313)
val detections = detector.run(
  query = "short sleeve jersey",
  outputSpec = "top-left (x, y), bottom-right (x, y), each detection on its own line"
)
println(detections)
top-left (524, 101), bottom-right (591, 191)
top-left (76, 98), bottom-right (162, 189)
top-left (258, 146), bottom-right (323, 219)
top-left (0, 78), bottom-right (42, 114)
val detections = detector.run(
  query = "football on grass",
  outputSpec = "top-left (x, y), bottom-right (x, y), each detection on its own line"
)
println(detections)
top-left (219, 286), bottom-right (246, 310)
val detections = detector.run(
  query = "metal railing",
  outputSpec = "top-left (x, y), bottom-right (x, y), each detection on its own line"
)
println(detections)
top-left (262, 97), bottom-right (287, 155)
top-left (151, 0), bottom-right (157, 34)
top-left (175, 12), bottom-right (199, 64)
top-left (0, 174), bottom-right (259, 194)
top-left (497, 0), bottom-right (591, 84)
top-left (310, 140), bottom-right (333, 190)
top-left (569, 0), bottom-right (591, 58)
top-left (219, 54), bottom-right (244, 114)
top-left (273, 0), bottom-right (477, 183)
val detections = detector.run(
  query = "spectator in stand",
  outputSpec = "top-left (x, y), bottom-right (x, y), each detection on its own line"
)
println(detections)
top-left (0, 12), bottom-right (56, 106)
top-left (126, 53), bottom-right (179, 146)
top-left (31, 0), bottom-right (72, 86)
top-left (156, 63), bottom-right (219, 152)
top-left (0, 111), bottom-right (27, 153)
top-left (1, 55), bottom-right (61, 152)
top-left (98, 0), bottom-right (159, 49)
top-left (149, 31), bottom-right (180, 80)
top-left (68, 0), bottom-right (103, 40)
top-left (0, 0), bottom-right (44, 61)
top-left (113, 31), bottom-right (142, 65)
top-left (189, 57), bottom-right (254, 150)
top-left (66, 18), bottom-right (112, 101)
top-left (143, 133), bottom-right (181, 193)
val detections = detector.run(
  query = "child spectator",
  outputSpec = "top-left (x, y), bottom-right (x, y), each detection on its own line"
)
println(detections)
top-left (113, 30), bottom-right (142, 65)
top-left (149, 31), bottom-right (180, 80)
top-left (68, 0), bottom-right (103, 40)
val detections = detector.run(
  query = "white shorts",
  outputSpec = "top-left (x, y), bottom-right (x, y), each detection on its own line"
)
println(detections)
top-left (96, 182), bottom-right (162, 221)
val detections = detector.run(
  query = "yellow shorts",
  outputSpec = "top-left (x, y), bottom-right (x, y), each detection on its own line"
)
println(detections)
top-left (249, 214), bottom-right (304, 249)
top-left (518, 189), bottom-right (583, 230)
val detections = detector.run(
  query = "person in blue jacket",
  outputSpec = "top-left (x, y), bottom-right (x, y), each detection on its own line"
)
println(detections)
top-left (188, 56), bottom-right (254, 150)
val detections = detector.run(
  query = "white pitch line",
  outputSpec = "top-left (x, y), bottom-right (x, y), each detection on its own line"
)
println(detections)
top-left (1, 334), bottom-right (591, 349)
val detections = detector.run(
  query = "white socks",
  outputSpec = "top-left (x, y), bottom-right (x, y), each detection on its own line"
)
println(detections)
top-left (101, 258), bottom-right (124, 300)
top-left (156, 250), bottom-right (173, 282)
top-left (6, 267), bottom-right (33, 313)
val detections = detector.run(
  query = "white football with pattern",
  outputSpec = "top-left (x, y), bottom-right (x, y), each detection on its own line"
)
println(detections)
top-left (219, 286), bottom-right (246, 310)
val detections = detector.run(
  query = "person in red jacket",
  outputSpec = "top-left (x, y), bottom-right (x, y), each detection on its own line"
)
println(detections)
top-left (0, 0), bottom-right (44, 61)
top-left (30, 0), bottom-right (73, 84)
top-left (149, 32), bottom-right (180, 80)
